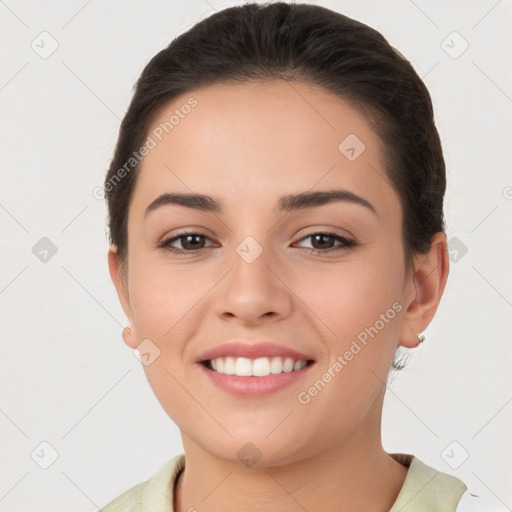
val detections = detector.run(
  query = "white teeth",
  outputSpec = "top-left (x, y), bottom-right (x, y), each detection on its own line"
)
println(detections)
top-left (207, 356), bottom-right (309, 376)
top-left (224, 356), bottom-right (236, 375)
top-left (282, 358), bottom-right (294, 372)
top-left (269, 357), bottom-right (284, 374)
top-left (234, 357), bottom-right (253, 376)
top-left (252, 357), bottom-right (270, 377)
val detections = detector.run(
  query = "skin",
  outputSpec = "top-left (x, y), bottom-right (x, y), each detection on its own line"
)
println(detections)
top-left (108, 79), bottom-right (449, 512)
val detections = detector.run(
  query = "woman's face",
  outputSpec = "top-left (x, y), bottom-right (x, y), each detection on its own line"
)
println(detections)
top-left (111, 80), bottom-right (421, 464)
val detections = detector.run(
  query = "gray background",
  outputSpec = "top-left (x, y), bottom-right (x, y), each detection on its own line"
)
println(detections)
top-left (0, 0), bottom-right (511, 510)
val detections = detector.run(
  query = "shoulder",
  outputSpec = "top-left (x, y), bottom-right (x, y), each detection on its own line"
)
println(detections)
top-left (389, 453), bottom-right (508, 512)
top-left (99, 453), bottom-right (186, 512)
top-left (455, 491), bottom-right (510, 512)
top-left (390, 452), bottom-right (467, 511)
top-left (98, 480), bottom-right (146, 512)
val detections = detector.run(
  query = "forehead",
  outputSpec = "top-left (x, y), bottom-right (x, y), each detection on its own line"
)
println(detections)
top-left (130, 79), bottom-right (399, 222)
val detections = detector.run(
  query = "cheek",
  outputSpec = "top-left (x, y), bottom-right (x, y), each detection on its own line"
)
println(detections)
top-left (126, 259), bottom-right (201, 422)
top-left (294, 260), bottom-right (404, 427)
top-left (298, 250), bottom-right (404, 333)
top-left (128, 253), bottom-right (209, 338)
top-left (297, 247), bottom-right (405, 398)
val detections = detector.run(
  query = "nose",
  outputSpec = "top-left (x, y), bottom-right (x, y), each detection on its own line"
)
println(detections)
top-left (214, 242), bottom-right (293, 326)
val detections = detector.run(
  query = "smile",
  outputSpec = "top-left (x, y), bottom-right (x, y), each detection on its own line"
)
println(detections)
top-left (198, 357), bottom-right (316, 397)
top-left (204, 356), bottom-right (311, 376)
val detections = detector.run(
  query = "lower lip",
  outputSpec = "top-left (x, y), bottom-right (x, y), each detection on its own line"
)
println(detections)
top-left (197, 361), bottom-right (316, 397)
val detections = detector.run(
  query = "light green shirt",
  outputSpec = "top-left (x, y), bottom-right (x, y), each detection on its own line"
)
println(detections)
top-left (98, 452), bottom-right (479, 511)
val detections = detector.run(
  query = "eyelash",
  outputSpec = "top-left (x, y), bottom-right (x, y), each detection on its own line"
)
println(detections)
top-left (157, 231), bottom-right (357, 256)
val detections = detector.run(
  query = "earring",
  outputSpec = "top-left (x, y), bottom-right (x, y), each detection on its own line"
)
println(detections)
top-left (417, 332), bottom-right (425, 344)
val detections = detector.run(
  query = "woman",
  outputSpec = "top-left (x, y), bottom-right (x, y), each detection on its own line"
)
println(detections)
top-left (100, 3), bottom-right (505, 511)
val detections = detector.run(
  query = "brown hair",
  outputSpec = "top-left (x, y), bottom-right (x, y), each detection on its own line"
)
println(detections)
top-left (105, 2), bottom-right (445, 280)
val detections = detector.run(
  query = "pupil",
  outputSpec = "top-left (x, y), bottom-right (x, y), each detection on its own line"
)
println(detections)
top-left (313, 234), bottom-right (332, 249)
top-left (184, 235), bottom-right (203, 249)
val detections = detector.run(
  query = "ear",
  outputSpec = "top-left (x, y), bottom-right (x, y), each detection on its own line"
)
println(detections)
top-left (107, 245), bottom-right (138, 349)
top-left (399, 232), bottom-right (450, 348)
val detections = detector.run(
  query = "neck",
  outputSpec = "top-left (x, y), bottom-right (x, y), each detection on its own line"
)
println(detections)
top-left (174, 432), bottom-right (408, 512)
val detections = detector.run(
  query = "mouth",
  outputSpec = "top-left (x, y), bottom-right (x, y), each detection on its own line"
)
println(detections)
top-left (200, 356), bottom-right (316, 377)
top-left (197, 356), bottom-right (316, 397)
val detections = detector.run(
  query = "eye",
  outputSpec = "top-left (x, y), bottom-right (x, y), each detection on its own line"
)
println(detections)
top-left (295, 232), bottom-right (357, 254)
top-left (158, 232), bottom-right (216, 253)
top-left (157, 231), bottom-right (357, 255)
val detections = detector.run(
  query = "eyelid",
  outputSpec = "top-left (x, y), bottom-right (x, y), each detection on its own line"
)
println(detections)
top-left (158, 230), bottom-right (216, 251)
top-left (293, 231), bottom-right (356, 251)
top-left (294, 225), bottom-right (355, 242)
top-left (158, 226), bottom-right (215, 243)
top-left (158, 229), bottom-right (357, 255)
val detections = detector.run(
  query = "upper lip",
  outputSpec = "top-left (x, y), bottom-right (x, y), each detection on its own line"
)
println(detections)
top-left (196, 341), bottom-right (315, 363)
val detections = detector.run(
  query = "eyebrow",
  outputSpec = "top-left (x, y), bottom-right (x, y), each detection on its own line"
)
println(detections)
top-left (144, 189), bottom-right (378, 218)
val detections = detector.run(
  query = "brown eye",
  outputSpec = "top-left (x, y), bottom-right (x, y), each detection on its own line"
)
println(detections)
top-left (159, 233), bottom-right (214, 253)
top-left (296, 232), bottom-right (356, 254)
top-left (177, 234), bottom-right (206, 250)
top-left (310, 234), bottom-right (336, 250)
